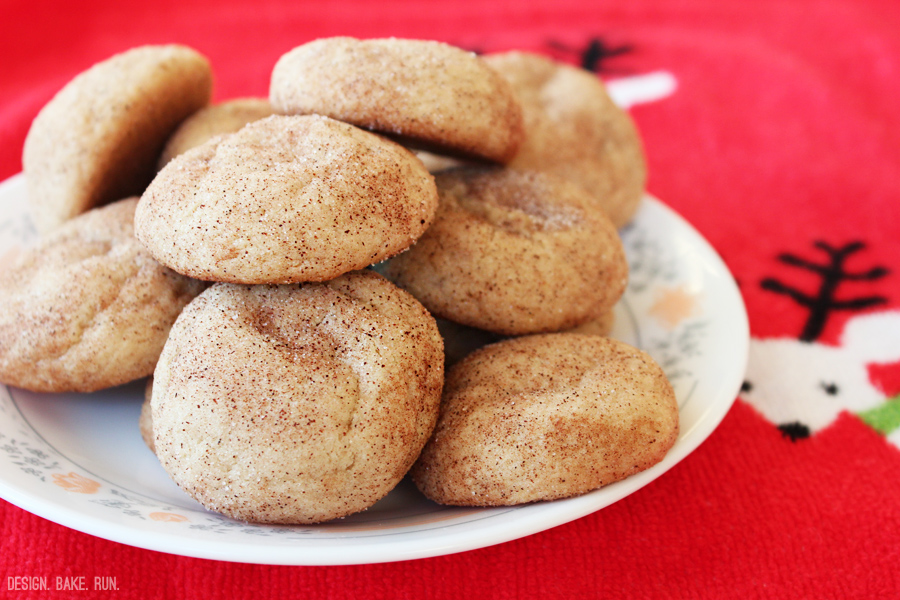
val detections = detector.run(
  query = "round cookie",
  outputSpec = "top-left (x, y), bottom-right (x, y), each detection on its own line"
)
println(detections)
top-left (158, 97), bottom-right (274, 168)
top-left (270, 37), bottom-right (524, 163)
top-left (411, 333), bottom-right (679, 506)
top-left (135, 114), bottom-right (439, 284)
top-left (0, 198), bottom-right (206, 393)
top-left (23, 45), bottom-right (213, 233)
top-left (380, 167), bottom-right (628, 336)
top-left (483, 51), bottom-right (646, 228)
top-left (151, 270), bottom-right (445, 524)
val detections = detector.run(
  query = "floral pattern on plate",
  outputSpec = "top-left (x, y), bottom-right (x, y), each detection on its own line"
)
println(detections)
top-left (0, 174), bottom-right (747, 564)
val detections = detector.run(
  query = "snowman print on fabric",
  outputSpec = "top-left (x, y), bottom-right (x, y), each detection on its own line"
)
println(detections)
top-left (740, 241), bottom-right (900, 446)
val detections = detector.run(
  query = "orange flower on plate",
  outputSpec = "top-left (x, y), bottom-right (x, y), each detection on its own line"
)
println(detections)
top-left (649, 285), bottom-right (701, 329)
top-left (51, 472), bottom-right (100, 494)
top-left (149, 512), bottom-right (189, 523)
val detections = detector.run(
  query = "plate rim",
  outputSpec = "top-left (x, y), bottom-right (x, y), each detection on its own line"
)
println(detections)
top-left (0, 173), bottom-right (749, 564)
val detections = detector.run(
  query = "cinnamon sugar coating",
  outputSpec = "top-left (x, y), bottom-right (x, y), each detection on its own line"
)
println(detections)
top-left (135, 114), bottom-right (438, 284)
top-left (270, 37), bottom-right (524, 163)
top-left (23, 45), bottom-right (212, 233)
top-left (411, 333), bottom-right (679, 506)
top-left (0, 199), bottom-right (205, 392)
top-left (151, 271), bottom-right (444, 524)
top-left (158, 97), bottom-right (274, 168)
top-left (380, 167), bottom-right (628, 336)
top-left (483, 51), bottom-right (646, 228)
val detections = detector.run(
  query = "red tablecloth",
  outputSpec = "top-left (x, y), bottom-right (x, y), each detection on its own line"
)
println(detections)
top-left (2, 0), bottom-right (900, 597)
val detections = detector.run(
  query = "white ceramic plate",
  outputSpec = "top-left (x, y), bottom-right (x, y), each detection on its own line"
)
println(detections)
top-left (0, 173), bottom-right (748, 565)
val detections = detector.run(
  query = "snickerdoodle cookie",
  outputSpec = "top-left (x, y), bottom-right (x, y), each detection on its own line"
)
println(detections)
top-left (151, 270), bottom-right (444, 524)
top-left (270, 37), bottom-right (524, 163)
top-left (157, 97), bottom-right (274, 168)
top-left (23, 45), bottom-right (212, 233)
top-left (0, 198), bottom-right (205, 393)
top-left (380, 167), bottom-right (628, 336)
top-left (135, 114), bottom-right (438, 284)
top-left (411, 333), bottom-right (679, 506)
top-left (483, 51), bottom-right (646, 228)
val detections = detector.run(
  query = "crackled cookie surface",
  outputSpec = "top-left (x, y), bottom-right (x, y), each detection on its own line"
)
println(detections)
top-left (484, 51), bottom-right (646, 228)
top-left (380, 167), bottom-right (628, 336)
top-left (23, 45), bottom-right (212, 233)
top-left (270, 37), bottom-right (524, 163)
top-left (151, 271), bottom-right (444, 524)
top-left (412, 333), bottom-right (679, 506)
top-left (135, 114), bottom-right (438, 284)
top-left (158, 97), bottom-right (274, 168)
top-left (0, 199), bottom-right (205, 393)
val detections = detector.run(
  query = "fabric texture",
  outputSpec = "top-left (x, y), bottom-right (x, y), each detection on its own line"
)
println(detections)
top-left (2, 0), bottom-right (900, 597)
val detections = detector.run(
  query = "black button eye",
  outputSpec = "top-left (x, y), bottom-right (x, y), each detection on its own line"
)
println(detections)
top-left (820, 381), bottom-right (839, 396)
top-left (741, 380), bottom-right (753, 393)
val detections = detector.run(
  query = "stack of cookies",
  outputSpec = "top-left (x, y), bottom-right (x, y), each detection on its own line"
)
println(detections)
top-left (0, 38), bottom-right (678, 524)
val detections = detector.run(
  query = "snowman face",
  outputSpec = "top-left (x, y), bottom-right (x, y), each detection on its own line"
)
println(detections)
top-left (739, 311), bottom-right (900, 440)
top-left (740, 338), bottom-right (887, 437)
